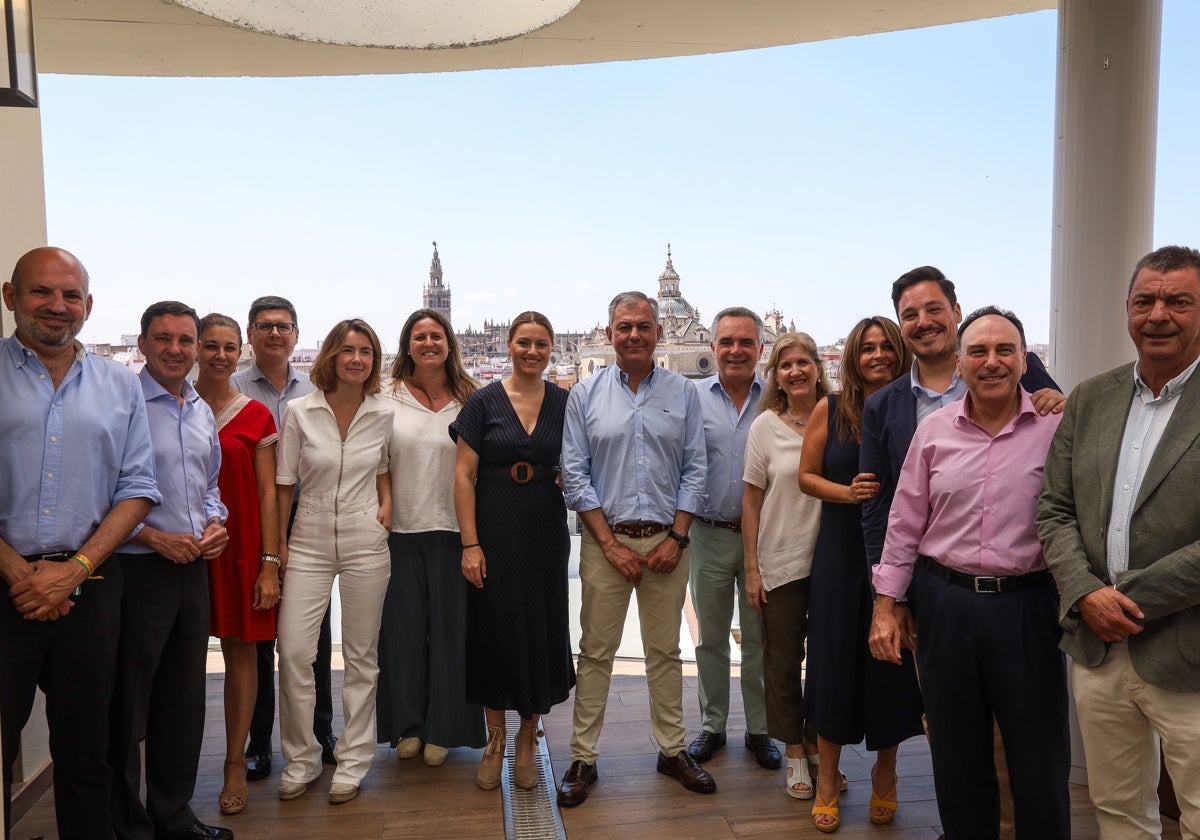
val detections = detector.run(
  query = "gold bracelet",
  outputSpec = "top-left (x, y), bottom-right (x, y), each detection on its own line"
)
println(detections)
top-left (261, 553), bottom-right (282, 566)
top-left (72, 553), bottom-right (95, 575)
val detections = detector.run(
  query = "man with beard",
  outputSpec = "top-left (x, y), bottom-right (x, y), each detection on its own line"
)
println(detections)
top-left (0, 247), bottom-right (159, 839)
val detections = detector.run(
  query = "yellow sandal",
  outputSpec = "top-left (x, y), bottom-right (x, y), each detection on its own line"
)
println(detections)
top-left (811, 790), bottom-right (841, 834)
top-left (868, 765), bottom-right (898, 825)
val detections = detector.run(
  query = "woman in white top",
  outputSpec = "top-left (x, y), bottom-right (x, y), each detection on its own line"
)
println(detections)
top-left (275, 319), bottom-right (394, 806)
top-left (375, 309), bottom-right (485, 767)
top-left (742, 332), bottom-right (828, 801)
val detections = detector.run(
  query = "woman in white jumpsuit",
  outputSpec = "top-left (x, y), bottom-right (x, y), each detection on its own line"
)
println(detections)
top-left (275, 318), bottom-right (394, 805)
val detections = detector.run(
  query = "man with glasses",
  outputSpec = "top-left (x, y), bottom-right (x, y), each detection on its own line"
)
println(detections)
top-left (231, 296), bottom-right (338, 780)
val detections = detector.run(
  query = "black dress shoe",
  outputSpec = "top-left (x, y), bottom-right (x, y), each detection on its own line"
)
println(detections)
top-left (744, 732), bottom-right (782, 769)
top-left (657, 751), bottom-right (716, 793)
top-left (244, 750), bottom-right (271, 781)
top-left (685, 730), bottom-right (727, 763)
top-left (157, 819), bottom-right (234, 840)
top-left (319, 733), bottom-right (338, 766)
top-left (557, 760), bottom-right (598, 807)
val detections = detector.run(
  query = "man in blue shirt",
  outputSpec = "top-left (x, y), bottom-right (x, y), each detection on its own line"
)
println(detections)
top-left (230, 295), bottom-right (336, 779)
top-left (558, 291), bottom-right (713, 807)
top-left (686, 307), bottom-right (779, 770)
top-left (111, 301), bottom-right (231, 840)
top-left (0, 247), bottom-right (160, 840)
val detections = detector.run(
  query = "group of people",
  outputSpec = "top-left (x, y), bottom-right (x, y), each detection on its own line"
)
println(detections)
top-left (2, 242), bottom-right (1199, 840)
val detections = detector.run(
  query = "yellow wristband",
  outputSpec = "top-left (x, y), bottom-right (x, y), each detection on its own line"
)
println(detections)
top-left (73, 553), bottom-right (94, 575)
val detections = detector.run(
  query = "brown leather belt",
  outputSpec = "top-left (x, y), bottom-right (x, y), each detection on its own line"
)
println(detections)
top-left (696, 516), bottom-right (742, 532)
top-left (922, 556), bottom-right (1052, 594)
top-left (477, 462), bottom-right (558, 484)
top-left (611, 522), bottom-right (669, 538)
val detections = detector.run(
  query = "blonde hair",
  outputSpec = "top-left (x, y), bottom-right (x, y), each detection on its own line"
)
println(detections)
top-left (761, 332), bottom-right (831, 414)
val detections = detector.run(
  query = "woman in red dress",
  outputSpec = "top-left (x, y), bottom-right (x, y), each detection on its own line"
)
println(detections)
top-left (195, 313), bottom-right (282, 816)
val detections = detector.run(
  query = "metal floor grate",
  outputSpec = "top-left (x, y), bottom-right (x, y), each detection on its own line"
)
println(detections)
top-left (501, 710), bottom-right (568, 840)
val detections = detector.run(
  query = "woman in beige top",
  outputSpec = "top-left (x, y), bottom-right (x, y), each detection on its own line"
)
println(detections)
top-left (742, 332), bottom-right (828, 801)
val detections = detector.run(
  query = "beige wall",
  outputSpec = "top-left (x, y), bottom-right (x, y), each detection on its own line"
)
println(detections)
top-left (0, 106), bottom-right (48, 336)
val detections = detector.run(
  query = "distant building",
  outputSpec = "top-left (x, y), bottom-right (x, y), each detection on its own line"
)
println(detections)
top-left (423, 241), bottom-right (452, 325)
top-left (576, 245), bottom-right (794, 381)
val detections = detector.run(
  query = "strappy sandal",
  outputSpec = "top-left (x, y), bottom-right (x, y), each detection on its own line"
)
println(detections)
top-left (476, 722), bottom-right (505, 790)
top-left (869, 764), bottom-right (898, 825)
top-left (220, 759), bottom-right (248, 815)
top-left (811, 790), bottom-right (841, 833)
top-left (784, 755), bottom-right (814, 799)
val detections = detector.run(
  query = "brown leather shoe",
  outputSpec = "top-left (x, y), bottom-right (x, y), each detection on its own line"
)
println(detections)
top-left (657, 751), bottom-right (716, 793)
top-left (744, 732), bottom-right (782, 769)
top-left (557, 760), bottom-right (598, 807)
top-left (685, 730), bottom-right (727, 763)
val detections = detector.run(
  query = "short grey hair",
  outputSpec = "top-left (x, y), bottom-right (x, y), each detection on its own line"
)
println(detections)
top-left (608, 291), bottom-right (659, 325)
top-left (710, 307), bottom-right (764, 343)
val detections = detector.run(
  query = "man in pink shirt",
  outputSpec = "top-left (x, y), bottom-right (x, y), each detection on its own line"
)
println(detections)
top-left (868, 307), bottom-right (1070, 840)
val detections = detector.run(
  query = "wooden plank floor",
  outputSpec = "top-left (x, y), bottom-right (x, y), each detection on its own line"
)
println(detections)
top-left (12, 660), bottom-right (1180, 839)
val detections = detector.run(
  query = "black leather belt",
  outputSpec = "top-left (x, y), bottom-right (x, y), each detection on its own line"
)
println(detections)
top-left (22, 550), bottom-right (78, 563)
top-left (477, 462), bottom-right (557, 484)
top-left (611, 522), bottom-right (669, 538)
top-left (696, 516), bottom-right (742, 532)
top-left (922, 556), bottom-right (1052, 594)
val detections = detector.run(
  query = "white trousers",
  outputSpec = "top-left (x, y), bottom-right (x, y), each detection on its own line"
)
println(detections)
top-left (278, 509), bottom-right (391, 788)
top-left (1073, 641), bottom-right (1200, 840)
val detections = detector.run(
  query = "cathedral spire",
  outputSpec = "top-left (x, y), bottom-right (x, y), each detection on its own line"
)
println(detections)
top-left (429, 241), bottom-right (443, 287)
top-left (423, 241), bottom-right (452, 324)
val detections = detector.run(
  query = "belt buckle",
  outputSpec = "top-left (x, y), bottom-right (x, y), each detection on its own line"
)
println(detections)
top-left (974, 576), bottom-right (1001, 594)
top-left (510, 461), bottom-right (535, 484)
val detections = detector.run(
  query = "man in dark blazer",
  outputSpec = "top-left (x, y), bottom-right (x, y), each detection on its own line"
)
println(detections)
top-left (859, 265), bottom-right (1063, 840)
top-left (1038, 245), bottom-right (1200, 838)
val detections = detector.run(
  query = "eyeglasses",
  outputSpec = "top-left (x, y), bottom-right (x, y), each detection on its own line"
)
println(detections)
top-left (251, 322), bottom-right (296, 335)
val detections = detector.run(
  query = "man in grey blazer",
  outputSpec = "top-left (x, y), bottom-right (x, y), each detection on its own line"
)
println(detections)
top-left (1038, 244), bottom-right (1200, 839)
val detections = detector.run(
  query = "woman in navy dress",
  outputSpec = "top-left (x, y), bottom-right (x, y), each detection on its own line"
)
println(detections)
top-left (799, 316), bottom-right (921, 833)
top-left (452, 311), bottom-right (575, 791)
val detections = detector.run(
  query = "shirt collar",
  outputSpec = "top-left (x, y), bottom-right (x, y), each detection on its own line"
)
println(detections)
top-left (909, 359), bottom-right (963, 398)
top-left (248, 360), bottom-right (299, 387)
top-left (953, 387), bottom-right (1037, 430)
top-left (1133, 354), bottom-right (1200, 402)
top-left (139, 367), bottom-right (201, 404)
top-left (617, 364), bottom-right (656, 388)
top-left (4, 334), bottom-right (87, 367)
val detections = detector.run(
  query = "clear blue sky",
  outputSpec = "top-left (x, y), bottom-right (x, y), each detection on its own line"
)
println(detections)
top-left (38, 3), bottom-right (1199, 349)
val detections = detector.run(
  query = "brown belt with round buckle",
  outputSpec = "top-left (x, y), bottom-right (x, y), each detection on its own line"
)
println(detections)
top-left (611, 522), bottom-right (669, 538)
top-left (476, 462), bottom-right (558, 484)
top-left (696, 516), bottom-right (742, 532)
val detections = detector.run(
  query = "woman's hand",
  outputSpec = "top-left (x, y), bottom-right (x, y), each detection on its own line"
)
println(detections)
top-left (847, 472), bottom-right (880, 504)
top-left (253, 563), bottom-right (281, 610)
top-left (376, 505), bottom-right (390, 529)
top-left (462, 545), bottom-right (487, 588)
top-left (745, 567), bottom-right (767, 613)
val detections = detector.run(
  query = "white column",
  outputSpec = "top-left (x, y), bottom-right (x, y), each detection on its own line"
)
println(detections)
top-left (0, 105), bottom-right (48, 335)
top-left (1049, 0), bottom-right (1162, 394)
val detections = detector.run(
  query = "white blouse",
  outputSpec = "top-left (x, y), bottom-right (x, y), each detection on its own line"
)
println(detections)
top-left (742, 410), bottom-right (821, 591)
top-left (378, 379), bottom-right (461, 534)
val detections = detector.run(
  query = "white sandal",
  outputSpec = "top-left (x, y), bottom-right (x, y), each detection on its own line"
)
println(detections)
top-left (785, 755), bottom-right (814, 800)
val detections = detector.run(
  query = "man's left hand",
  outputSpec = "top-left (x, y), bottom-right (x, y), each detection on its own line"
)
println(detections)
top-left (10, 561), bottom-right (80, 620)
top-left (1031, 388), bottom-right (1067, 415)
top-left (646, 535), bottom-right (682, 574)
top-left (198, 522), bottom-right (229, 560)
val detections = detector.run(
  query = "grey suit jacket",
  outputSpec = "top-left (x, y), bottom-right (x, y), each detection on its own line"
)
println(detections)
top-left (1037, 362), bottom-right (1200, 692)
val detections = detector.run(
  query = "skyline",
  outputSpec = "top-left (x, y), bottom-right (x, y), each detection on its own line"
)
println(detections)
top-left (36, 3), bottom-right (1199, 350)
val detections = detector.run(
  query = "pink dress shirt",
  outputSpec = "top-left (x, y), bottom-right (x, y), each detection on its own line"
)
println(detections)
top-left (874, 389), bottom-right (1062, 599)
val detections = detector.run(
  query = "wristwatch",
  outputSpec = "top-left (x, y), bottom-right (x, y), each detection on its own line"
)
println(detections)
top-left (667, 530), bottom-right (691, 549)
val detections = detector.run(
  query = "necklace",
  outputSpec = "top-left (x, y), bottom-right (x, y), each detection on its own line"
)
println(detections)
top-left (785, 408), bottom-right (809, 428)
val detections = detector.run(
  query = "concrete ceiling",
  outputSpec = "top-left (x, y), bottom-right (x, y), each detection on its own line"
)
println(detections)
top-left (34, 0), bottom-right (1053, 78)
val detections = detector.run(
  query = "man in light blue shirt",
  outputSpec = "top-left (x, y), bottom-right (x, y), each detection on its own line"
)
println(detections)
top-left (685, 307), bottom-right (779, 770)
top-left (111, 301), bottom-right (232, 840)
top-left (230, 295), bottom-right (336, 778)
top-left (558, 290), bottom-right (712, 806)
top-left (0, 247), bottom-right (159, 840)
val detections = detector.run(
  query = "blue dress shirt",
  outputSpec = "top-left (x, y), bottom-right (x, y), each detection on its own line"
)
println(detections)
top-left (121, 370), bottom-right (226, 553)
top-left (0, 338), bottom-right (161, 555)
top-left (562, 365), bottom-right (706, 524)
top-left (230, 361), bottom-right (316, 429)
top-left (696, 374), bottom-right (764, 520)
